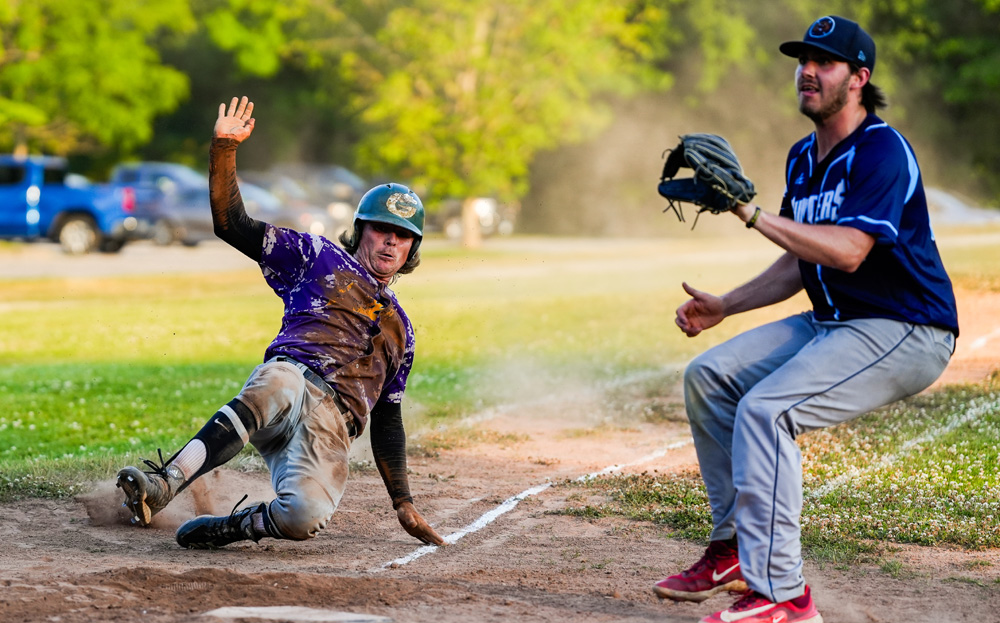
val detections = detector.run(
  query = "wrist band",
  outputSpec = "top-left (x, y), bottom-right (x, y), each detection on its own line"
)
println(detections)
top-left (746, 206), bottom-right (761, 229)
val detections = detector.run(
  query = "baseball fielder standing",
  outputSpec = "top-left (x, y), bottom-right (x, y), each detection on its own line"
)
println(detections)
top-left (116, 96), bottom-right (444, 549)
top-left (653, 16), bottom-right (959, 623)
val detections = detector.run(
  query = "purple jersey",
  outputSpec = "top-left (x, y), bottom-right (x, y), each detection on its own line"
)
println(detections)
top-left (258, 225), bottom-right (415, 432)
top-left (780, 115), bottom-right (959, 334)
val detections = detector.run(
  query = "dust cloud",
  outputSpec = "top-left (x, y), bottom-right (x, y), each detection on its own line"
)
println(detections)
top-left (518, 70), bottom-right (999, 236)
top-left (520, 77), bottom-right (805, 237)
top-left (79, 469), bottom-right (275, 531)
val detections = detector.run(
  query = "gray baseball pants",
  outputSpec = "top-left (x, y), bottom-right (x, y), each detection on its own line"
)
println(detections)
top-left (236, 359), bottom-right (356, 540)
top-left (685, 312), bottom-right (954, 603)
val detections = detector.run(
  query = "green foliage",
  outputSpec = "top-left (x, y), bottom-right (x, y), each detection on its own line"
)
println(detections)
top-left (200, 0), bottom-right (316, 78)
top-left (354, 0), bottom-right (663, 203)
top-left (0, 0), bottom-right (194, 155)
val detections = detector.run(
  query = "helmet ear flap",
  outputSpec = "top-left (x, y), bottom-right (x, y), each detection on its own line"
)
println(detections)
top-left (406, 237), bottom-right (422, 262)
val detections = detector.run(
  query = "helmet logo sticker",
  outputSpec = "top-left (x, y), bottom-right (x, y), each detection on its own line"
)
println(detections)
top-left (386, 192), bottom-right (418, 218)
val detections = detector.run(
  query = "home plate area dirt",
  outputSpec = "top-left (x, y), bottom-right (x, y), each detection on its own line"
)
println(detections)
top-left (3, 340), bottom-right (1000, 623)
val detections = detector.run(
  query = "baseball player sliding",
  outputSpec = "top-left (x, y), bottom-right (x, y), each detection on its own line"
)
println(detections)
top-left (116, 96), bottom-right (444, 549)
top-left (654, 16), bottom-right (959, 623)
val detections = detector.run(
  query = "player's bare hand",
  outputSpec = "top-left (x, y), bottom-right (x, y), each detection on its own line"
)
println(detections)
top-left (675, 282), bottom-right (725, 337)
top-left (214, 96), bottom-right (255, 143)
top-left (396, 501), bottom-right (445, 546)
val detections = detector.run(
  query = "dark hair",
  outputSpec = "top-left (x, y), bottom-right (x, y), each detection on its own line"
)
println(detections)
top-left (339, 221), bottom-right (422, 275)
top-left (849, 63), bottom-right (887, 113)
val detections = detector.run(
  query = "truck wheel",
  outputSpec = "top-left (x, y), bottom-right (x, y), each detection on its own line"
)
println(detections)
top-left (151, 219), bottom-right (176, 246)
top-left (99, 238), bottom-right (126, 253)
top-left (58, 216), bottom-right (100, 254)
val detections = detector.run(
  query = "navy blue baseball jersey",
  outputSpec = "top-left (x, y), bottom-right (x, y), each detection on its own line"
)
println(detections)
top-left (780, 114), bottom-right (959, 334)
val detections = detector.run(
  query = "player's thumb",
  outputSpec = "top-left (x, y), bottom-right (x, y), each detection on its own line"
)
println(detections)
top-left (681, 281), bottom-right (703, 299)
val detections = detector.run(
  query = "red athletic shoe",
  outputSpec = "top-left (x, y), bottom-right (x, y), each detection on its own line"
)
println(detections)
top-left (700, 585), bottom-right (823, 623)
top-left (653, 540), bottom-right (748, 602)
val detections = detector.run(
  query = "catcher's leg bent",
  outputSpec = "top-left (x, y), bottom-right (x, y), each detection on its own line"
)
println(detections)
top-left (238, 360), bottom-right (353, 540)
top-left (684, 313), bottom-right (818, 541)
top-left (731, 319), bottom-right (954, 604)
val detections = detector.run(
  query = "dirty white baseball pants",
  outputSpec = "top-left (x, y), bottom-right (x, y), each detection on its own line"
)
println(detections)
top-left (684, 312), bottom-right (954, 603)
top-left (235, 359), bottom-right (355, 540)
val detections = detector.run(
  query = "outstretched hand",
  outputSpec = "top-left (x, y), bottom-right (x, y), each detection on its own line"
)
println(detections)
top-left (675, 281), bottom-right (725, 338)
top-left (214, 96), bottom-right (255, 143)
top-left (396, 501), bottom-right (445, 546)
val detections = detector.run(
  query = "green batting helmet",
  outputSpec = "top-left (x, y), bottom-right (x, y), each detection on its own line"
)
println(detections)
top-left (354, 183), bottom-right (424, 238)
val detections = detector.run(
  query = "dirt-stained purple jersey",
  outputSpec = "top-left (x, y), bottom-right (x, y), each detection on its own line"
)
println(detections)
top-left (258, 225), bottom-right (415, 432)
top-left (780, 114), bottom-right (959, 334)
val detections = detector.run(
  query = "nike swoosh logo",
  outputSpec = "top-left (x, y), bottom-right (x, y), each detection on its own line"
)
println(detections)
top-left (721, 602), bottom-right (776, 623)
top-left (712, 562), bottom-right (740, 582)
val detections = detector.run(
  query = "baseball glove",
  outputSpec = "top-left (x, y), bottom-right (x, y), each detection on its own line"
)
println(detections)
top-left (657, 133), bottom-right (756, 227)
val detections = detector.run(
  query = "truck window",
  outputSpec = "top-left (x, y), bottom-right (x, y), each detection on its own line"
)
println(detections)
top-left (0, 165), bottom-right (25, 185)
top-left (116, 169), bottom-right (140, 184)
top-left (43, 167), bottom-right (67, 185)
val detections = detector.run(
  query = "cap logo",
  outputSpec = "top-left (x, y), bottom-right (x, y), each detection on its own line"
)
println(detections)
top-left (809, 16), bottom-right (836, 38)
top-left (386, 192), bottom-right (418, 218)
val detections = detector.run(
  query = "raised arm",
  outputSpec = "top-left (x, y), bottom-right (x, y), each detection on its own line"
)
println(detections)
top-left (209, 96), bottom-right (266, 261)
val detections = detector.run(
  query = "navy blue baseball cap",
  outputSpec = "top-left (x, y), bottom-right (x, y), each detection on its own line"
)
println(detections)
top-left (780, 16), bottom-right (876, 73)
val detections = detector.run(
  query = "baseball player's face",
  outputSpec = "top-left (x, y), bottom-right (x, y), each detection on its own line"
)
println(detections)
top-left (355, 222), bottom-right (415, 283)
top-left (795, 51), bottom-right (853, 122)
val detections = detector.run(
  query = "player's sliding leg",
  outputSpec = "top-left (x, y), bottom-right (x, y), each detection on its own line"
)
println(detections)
top-left (116, 398), bottom-right (259, 526)
top-left (175, 359), bottom-right (353, 548)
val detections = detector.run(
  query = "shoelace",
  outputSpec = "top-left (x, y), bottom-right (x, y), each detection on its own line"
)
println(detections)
top-left (140, 448), bottom-right (171, 478)
top-left (223, 494), bottom-right (253, 528)
top-left (228, 494), bottom-right (250, 517)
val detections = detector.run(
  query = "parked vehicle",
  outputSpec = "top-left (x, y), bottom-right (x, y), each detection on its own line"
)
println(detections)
top-left (109, 161), bottom-right (213, 246)
top-left (267, 163), bottom-right (367, 234)
top-left (109, 161), bottom-right (336, 246)
top-left (239, 178), bottom-right (335, 238)
top-left (239, 170), bottom-right (344, 238)
top-left (0, 154), bottom-right (142, 254)
top-left (428, 197), bottom-right (518, 239)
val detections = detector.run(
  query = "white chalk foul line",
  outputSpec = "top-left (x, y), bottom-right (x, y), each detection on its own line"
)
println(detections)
top-left (969, 327), bottom-right (1000, 352)
top-left (372, 437), bottom-right (693, 572)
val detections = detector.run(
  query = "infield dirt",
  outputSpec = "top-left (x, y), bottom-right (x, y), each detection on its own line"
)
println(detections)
top-left (2, 312), bottom-right (999, 623)
top-left (2, 244), bottom-right (999, 623)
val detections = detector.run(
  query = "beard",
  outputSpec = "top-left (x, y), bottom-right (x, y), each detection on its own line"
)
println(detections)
top-left (799, 73), bottom-right (851, 123)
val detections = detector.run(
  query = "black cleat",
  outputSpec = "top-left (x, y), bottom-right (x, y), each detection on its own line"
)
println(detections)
top-left (176, 495), bottom-right (266, 549)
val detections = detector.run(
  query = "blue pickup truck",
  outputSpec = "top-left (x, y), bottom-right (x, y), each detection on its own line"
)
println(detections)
top-left (0, 154), bottom-right (142, 254)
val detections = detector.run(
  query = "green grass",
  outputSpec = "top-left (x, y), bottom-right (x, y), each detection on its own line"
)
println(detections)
top-left (2, 222), bottom-right (999, 564)
top-left (3, 236), bottom-right (773, 500)
top-left (561, 379), bottom-right (1000, 557)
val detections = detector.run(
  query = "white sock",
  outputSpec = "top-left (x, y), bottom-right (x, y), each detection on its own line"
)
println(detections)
top-left (170, 440), bottom-right (207, 480)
